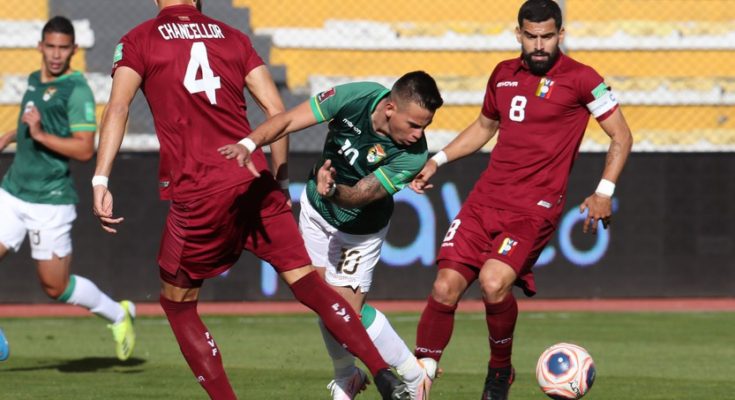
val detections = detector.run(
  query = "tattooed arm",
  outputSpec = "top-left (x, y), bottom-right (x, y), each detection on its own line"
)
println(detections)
top-left (329, 174), bottom-right (389, 208)
top-left (315, 161), bottom-right (389, 209)
top-left (579, 107), bottom-right (633, 233)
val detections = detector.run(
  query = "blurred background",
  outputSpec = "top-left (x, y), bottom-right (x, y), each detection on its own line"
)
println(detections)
top-left (0, 0), bottom-right (733, 302)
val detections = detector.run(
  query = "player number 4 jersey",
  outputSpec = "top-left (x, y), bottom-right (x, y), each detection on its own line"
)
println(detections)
top-left (306, 82), bottom-right (428, 235)
top-left (111, 5), bottom-right (267, 201)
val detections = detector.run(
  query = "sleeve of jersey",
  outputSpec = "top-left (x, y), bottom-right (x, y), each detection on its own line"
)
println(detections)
top-left (580, 67), bottom-right (619, 122)
top-left (373, 151), bottom-right (428, 196)
top-left (111, 33), bottom-right (145, 78)
top-left (67, 83), bottom-right (97, 132)
top-left (480, 67), bottom-right (501, 120)
top-left (239, 31), bottom-right (265, 75)
top-left (310, 82), bottom-right (386, 124)
top-left (309, 84), bottom-right (351, 123)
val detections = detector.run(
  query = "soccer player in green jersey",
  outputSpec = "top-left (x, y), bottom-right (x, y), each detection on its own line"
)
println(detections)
top-left (0, 16), bottom-right (135, 361)
top-left (219, 71), bottom-right (443, 400)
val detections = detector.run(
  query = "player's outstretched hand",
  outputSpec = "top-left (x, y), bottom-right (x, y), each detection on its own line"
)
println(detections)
top-left (409, 161), bottom-right (438, 194)
top-left (217, 143), bottom-right (261, 178)
top-left (579, 193), bottom-right (612, 234)
top-left (316, 159), bottom-right (337, 196)
top-left (93, 185), bottom-right (124, 234)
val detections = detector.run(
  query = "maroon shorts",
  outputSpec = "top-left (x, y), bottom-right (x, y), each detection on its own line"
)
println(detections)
top-left (437, 201), bottom-right (555, 297)
top-left (158, 174), bottom-right (311, 280)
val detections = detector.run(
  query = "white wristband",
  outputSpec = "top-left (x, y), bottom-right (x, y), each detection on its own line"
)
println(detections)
top-left (278, 179), bottom-right (290, 190)
top-left (91, 175), bottom-right (109, 188)
top-left (237, 137), bottom-right (257, 153)
top-left (595, 179), bottom-right (615, 198)
top-left (430, 150), bottom-right (448, 167)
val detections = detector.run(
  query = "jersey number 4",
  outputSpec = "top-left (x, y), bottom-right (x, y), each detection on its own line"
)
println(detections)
top-left (184, 42), bottom-right (221, 105)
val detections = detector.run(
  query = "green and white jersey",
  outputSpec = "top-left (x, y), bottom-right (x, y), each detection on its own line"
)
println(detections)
top-left (1, 71), bottom-right (97, 204)
top-left (306, 82), bottom-right (428, 234)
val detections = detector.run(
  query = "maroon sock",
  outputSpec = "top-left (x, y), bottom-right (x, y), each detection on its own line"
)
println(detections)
top-left (484, 294), bottom-right (518, 368)
top-left (289, 271), bottom-right (388, 376)
top-left (415, 296), bottom-right (458, 362)
top-left (160, 296), bottom-right (237, 400)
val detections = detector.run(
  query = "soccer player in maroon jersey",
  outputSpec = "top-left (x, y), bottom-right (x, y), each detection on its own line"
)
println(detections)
top-left (90, 1), bottom-right (408, 399)
top-left (410, 1), bottom-right (633, 399)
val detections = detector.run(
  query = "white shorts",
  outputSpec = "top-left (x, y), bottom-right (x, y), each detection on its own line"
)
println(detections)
top-left (299, 190), bottom-right (388, 293)
top-left (0, 188), bottom-right (76, 260)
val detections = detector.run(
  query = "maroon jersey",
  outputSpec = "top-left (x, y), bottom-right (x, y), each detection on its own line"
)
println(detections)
top-left (469, 52), bottom-right (618, 223)
top-left (112, 4), bottom-right (267, 201)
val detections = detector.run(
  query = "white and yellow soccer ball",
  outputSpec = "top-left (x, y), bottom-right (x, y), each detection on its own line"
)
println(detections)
top-left (536, 342), bottom-right (596, 399)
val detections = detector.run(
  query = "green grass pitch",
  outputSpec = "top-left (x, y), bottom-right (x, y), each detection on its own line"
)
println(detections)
top-left (0, 311), bottom-right (733, 399)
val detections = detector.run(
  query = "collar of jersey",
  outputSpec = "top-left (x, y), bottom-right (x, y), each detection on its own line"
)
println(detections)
top-left (158, 4), bottom-right (199, 17)
top-left (32, 70), bottom-right (82, 85)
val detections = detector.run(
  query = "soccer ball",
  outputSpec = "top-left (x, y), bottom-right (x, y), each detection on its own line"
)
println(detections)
top-left (536, 342), bottom-right (596, 399)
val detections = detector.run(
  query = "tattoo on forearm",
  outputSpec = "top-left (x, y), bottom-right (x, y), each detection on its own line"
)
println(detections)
top-left (332, 174), bottom-right (387, 208)
top-left (606, 141), bottom-right (624, 168)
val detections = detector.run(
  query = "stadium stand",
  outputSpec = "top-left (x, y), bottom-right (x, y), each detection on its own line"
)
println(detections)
top-left (235, 0), bottom-right (735, 151)
top-left (1, 1), bottom-right (732, 151)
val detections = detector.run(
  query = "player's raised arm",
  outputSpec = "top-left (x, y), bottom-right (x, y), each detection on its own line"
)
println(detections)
top-left (411, 113), bottom-right (499, 193)
top-left (217, 100), bottom-right (317, 172)
top-left (580, 107), bottom-right (633, 233)
top-left (92, 66), bottom-right (142, 233)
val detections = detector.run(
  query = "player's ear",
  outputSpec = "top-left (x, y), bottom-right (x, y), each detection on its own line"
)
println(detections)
top-left (384, 100), bottom-right (397, 119)
top-left (515, 26), bottom-right (522, 44)
top-left (558, 26), bottom-right (566, 46)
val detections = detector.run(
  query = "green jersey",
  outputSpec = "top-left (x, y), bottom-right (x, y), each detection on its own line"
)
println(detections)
top-left (1, 71), bottom-right (97, 204)
top-left (306, 82), bottom-right (428, 234)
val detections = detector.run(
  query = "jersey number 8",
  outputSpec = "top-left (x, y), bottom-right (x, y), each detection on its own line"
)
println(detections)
top-left (509, 95), bottom-right (527, 122)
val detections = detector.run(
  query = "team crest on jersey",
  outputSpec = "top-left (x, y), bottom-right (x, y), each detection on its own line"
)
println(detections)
top-left (317, 88), bottom-right (336, 103)
top-left (42, 87), bottom-right (57, 101)
top-left (498, 237), bottom-right (519, 256)
top-left (535, 77), bottom-right (554, 99)
top-left (366, 144), bottom-right (386, 163)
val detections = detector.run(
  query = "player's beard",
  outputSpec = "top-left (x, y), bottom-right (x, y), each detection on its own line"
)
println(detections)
top-left (522, 47), bottom-right (559, 76)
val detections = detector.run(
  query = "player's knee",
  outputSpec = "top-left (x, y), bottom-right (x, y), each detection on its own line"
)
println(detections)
top-left (431, 278), bottom-right (461, 306)
top-left (479, 277), bottom-right (510, 303)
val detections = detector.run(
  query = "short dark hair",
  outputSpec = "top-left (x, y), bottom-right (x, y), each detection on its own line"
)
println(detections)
top-left (196, 0), bottom-right (203, 12)
top-left (391, 71), bottom-right (443, 112)
top-left (518, 0), bottom-right (563, 30)
top-left (42, 16), bottom-right (75, 43)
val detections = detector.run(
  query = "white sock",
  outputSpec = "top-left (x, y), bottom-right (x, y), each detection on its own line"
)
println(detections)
top-left (318, 319), bottom-right (356, 379)
top-left (362, 304), bottom-right (423, 382)
top-left (59, 275), bottom-right (124, 323)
